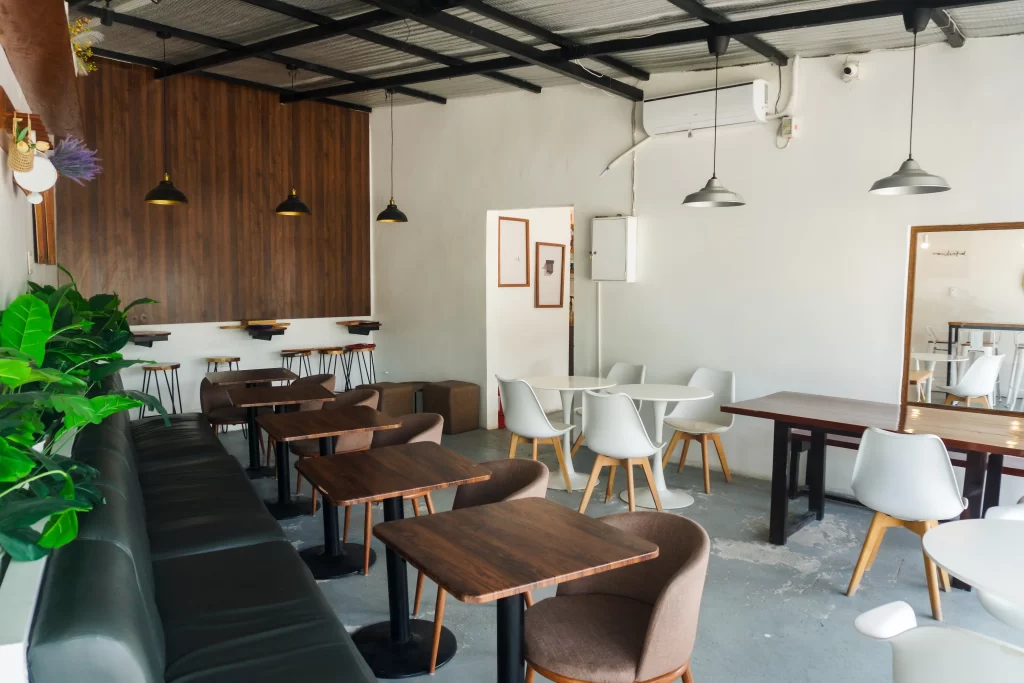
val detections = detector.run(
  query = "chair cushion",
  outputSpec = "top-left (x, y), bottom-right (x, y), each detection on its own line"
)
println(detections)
top-left (664, 417), bottom-right (728, 435)
top-left (154, 541), bottom-right (375, 683)
top-left (525, 594), bottom-right (651, 683)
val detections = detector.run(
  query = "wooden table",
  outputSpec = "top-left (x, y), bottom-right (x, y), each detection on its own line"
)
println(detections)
top-left (259, 407), bottom-right (400, 575)
top-left (230, 384), bottom-right (334, 517)
top-left (374, 497), bottom-right (660, 683)
top-left (721, 393), bottom-right (1024, 549)
top-left (296, 442), bottom-right (491, 678)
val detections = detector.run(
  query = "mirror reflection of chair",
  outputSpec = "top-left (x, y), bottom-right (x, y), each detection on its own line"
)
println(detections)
top-left (935, 354), bottom-right (1004, 408)
top-left (497, 376), bottom-right (574, 491)
top-left (845, 428), bottom-right (965, 621)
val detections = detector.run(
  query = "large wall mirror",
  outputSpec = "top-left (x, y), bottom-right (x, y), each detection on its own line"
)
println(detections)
top-left (903, 222), bottom-right (1024, 412)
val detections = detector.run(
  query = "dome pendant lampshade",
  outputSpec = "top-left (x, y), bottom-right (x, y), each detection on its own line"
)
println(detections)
top-left (684, 36), bottom-right (744, 208)
top-left (147, 35), bottom-right (187, 206)
top-left (376, 91), bottom-right (408, 223)
top-left (275, 188), bottom-right (311, 216)
top-left (870, 9), bottom-right (950, 196)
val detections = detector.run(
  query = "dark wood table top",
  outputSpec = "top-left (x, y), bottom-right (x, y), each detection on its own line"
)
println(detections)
top-left (258, 405), bottom-right (400, 442)
top-left (228, 383), bottom-right (334, 408)
top-left (903, 404), bottom-right (1024, 457)
top-left (948, 321), bottom-right (1024, 331)
top-left (374, 497), bottom-right (659, 604)
top-left (722, 391), bottom-right (900, 433)
top-left (295, 441), bottom-right (491, 507)
top-left (206, 367), bottom-right (298, 386)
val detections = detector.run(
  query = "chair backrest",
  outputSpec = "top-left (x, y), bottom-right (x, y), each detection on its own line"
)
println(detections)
top-left (556, 512), bottom-right (710, 682)
top-left (291, 373), bottom-right (336, 411)
top-left (851, 428), bottom-right (965, 521)
top-left (666, 368), bottom-right (735, 427)
top-left (451, 458), bottom-right (548, 510)
top-left (327, 388), bottom-right (379, 410)
top-left (607, 362), bottom-right (646, 386)
top-left (199, 378), bottom-right (231, 415)
top-left (497, 376), bottom-right (560, 439)
top-left (371, 412), bottom-right (443, 448)
top-left (951, 354), bottom-right (1004, 398)
top-left (581, 390), bottom-right (659, 459)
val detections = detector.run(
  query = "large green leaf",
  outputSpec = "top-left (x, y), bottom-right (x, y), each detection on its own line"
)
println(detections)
top-left (116, 389), bottom-right (170, 424)
top-left (89, 394), bottom-right (142, 420)
top-left (0, 358), bottom-right (32, 388)
top-left (123, 297), bottom-right (157, 313)
top-left (51, 394), bottom-right (98, 421)
top-left (87, 293), bottom-right (119, 312)
top-left (0, 528), bottom-right (47, 561)
top-left (0, 294), bottom-right (52, 364)
top-left (0, 438), bottom-right (35, 483)
top-left (0, 497), bottom-right (84, 532)
top-left (89, 358), bottom-right (148, 383)
top-left (38, 509), bottom-right (79, 549)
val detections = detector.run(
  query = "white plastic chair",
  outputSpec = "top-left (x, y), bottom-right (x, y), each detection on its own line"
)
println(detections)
top-left (577, 390), bottom-right (663, 513)
top-left (978, 497), bottom-right (1024, 628)
top-left (661, 368), bottom-right (735, 494)
top-left (570, 361), bottom-right (646, 455)
top-left (936, 354), bottom-right (1004, 409)
top-left (497, 376), bottom-right (574, 491)
top-left (855, 601), bottom-right (1024, 683)
top-left (846, 428), bottom-right (966, 621)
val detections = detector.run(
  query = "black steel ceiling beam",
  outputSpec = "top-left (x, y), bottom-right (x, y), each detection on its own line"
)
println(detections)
top-left (931, 9), bottom-right (967, 47)
top-left (662, 0), bottom-right (787, 65)
top-left (154, 10), bottom-right (396, 78)
top-left (75, 5), bottom-right (445, 104)
top-left (237, 0), bottom-right (541, 93)
top-left (355, 0), bottom-right (644, 100)
top-left (92, 48), bottom-right (372, 112)
top-left (458, 0), bottom-right (649, 81)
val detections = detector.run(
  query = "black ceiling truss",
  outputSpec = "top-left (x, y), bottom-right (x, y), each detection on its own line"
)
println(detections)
top-left (457, 0), bottom-right (650, 81)
top-left (354, 0), bottom-right (644, 100)
top-left (236, 0), bottom-right (542, 94)
top-left (90, 47), bottom-right (372, 113)
top-left (76, 5), bottom-right (446, 104)
top-left (286, 0), bottom-right (1006, 103)
top-left (662, 0), bottom-right (787, 66)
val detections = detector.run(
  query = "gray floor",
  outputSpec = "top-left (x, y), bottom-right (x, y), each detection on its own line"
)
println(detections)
top-left (222, 428), bottom-right (1024, 682)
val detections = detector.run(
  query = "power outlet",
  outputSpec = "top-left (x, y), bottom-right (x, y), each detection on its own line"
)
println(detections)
top-left (779, 116), bottom-right (802, 139)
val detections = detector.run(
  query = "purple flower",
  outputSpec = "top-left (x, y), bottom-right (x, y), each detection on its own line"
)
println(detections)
top-left (49, 137), bottom-right (102, 185)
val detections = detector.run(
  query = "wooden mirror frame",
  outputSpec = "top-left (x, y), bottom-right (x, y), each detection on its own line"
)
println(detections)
top-left (901, 221), bottom-right (1024, 415)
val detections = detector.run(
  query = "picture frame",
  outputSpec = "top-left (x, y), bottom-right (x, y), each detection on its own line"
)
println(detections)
top-left (498, 216), bottom-right (530, 287)
top-left (535, 241), bottom-right (566, 308)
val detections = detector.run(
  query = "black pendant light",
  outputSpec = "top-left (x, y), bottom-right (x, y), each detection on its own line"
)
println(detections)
top-left (276, 67), bottom-right (312, 217)
top-left (146, 34), bottom-right (188, 206)
top-left (376, 91), bottom-right (408, 223)
top-left (870, 9), bottom-right (950, 196)
top-left (683, 36), bottom-right (744, 208)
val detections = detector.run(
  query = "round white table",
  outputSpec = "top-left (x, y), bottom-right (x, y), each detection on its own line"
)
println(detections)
top-left (611, 384), bottom-right (714, 510)
top-left (923, 519), bottom-right (1024, 627)
top-left (910, 353), bottom-right (970, 402)
top-left (521, 376), bottom-right (615, 491)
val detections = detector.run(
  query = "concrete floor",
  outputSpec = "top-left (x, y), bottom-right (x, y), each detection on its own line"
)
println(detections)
top-left (223, 428), bottom-right (1024, 683)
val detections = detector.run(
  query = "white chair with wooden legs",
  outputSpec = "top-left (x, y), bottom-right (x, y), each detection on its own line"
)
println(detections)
top-left (498, 376), bottom-right (574, 491)
top-left (660, 368), bottom-right (735, 495)
top-left (570, 361), bottom-right (645, 456)
top-left (846, 428), bottom-right (966, 621)
top-left (935, 354), bottom-right (1004, 408)
top-left (577, 390), bottom-right (663, 513)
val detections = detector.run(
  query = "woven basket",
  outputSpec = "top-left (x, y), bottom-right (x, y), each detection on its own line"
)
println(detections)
top-left (7, 116), bottom-right (34, 173)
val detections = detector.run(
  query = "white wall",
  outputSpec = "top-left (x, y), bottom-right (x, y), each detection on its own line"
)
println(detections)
top-left (485, 206), bottom-right (573, 426)
top-left (373, 35), bottom-right (1024, 502)
top-left (0, 46), bottom-right (57, 307)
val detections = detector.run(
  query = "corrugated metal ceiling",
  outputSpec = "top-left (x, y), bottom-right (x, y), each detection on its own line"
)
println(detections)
top-left (82, 0), bottom-right (1024, 110)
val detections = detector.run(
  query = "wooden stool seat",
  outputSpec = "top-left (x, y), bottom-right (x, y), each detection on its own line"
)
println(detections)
top-left (342, 344), bottom-right (377, 389)
top-left (281, 349), bottom-right (314, 356)
top-left (206, 356), bottom-right (241, 373)
top-left (317, 347), bottom-right (346, 374)
top-left (206, 356), bottom-right (240, 363)
top-left (143, 363), bottom-right (180, 372)
top-left (281, 350), bottom-right (313, 377)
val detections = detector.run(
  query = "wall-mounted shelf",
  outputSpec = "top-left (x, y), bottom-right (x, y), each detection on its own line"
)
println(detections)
top-left (337, 320), bottom-right (381, 335)
top-left (221, 320), bottom-right (290, 342)
top-left (130, 330), bottom-right (171, 347)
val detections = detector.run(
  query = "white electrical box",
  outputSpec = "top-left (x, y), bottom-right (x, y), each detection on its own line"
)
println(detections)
top-left (591, 216), bottom-right (637, 282)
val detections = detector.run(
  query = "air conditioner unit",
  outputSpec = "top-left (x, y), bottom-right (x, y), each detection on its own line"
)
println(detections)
top-left (642, 80), bottom-right (768, 136)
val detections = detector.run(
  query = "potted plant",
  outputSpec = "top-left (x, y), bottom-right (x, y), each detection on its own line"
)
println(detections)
top-left (0, 269), bottom-right (165, 563)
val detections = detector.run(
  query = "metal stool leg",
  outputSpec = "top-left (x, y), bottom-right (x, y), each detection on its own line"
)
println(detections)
top-left (303, 355), bottom-right (313, 377)
top-left (367, 351), bottom-right (377, 384)
top-left (174, 368), bottom-right (183, 414)
top-left (152, 373), bottom-right (163, 416)
top-left (162, 370), bottom-right (176, 415)
top-left (342, 354), bottom-right (353, 391)
top-left (139, 371), bottom-right (151, 419)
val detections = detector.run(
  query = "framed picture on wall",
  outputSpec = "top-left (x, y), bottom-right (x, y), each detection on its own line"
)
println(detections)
top-left (498, 216), bottom-right (530, 287)
top-left (535, 242), bottom-right (566, 308)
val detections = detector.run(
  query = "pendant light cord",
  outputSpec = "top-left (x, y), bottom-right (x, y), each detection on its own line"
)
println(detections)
top-left (161, 37), bottom-right (169, 176)
top-left (289, 68), bottom-right (298, 192)
top-left (712, 53), bottom-right (719, 179)
top-left (908, 31), bottom-right (917, 159)
top-left (388, 90), bottom-right (395, 201)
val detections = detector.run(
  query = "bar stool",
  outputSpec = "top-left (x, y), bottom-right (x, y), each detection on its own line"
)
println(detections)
top-left (280, 349), bottom-right (313, 377)
top-left (206, 356), bottom-right (240, 372)
top-left (342, 343), bottom-right (376, 388)
top-left (317, 347), bottom-right (346, 375)
top-left (140, 363), bottom-right (183, 418)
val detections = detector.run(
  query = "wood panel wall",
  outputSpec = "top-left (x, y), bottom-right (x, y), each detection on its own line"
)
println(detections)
top-left (57, 58), bottom-right (370, 325)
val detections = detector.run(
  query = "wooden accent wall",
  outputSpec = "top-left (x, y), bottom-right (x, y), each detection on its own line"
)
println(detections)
top-left (57, 58), bottom-right (370, 325)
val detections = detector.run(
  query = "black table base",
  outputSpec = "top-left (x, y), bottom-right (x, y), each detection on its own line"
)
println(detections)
top-left (301, 543), bottom-right (376, 579)
top-left (497, 593), bottom-right (526, 683)
top-left (246, 465), bottom-right (275, 480)
top-left (245, 406), bottom-right (273, 480)
top-left (265, 498), bottom-right (313, 520)
top-left (354, 496), bottom-right (458, 678)
top-left (263, 404), bottom-right (310, 519)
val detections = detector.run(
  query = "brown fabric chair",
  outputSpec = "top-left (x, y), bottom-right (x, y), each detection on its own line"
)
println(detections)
top-left (289, 373), bottom-right (336, 410)
top-left (200, 378), bottom-right (266, 459)
top-left (524, 512), bottom-right (710, 683)
top-left (374, 412), bottom-right (445, 520)
top-left (419, 459), bottom-right (548, 673)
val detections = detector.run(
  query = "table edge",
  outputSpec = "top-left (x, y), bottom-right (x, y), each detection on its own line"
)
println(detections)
top-left (257, 417), bottom-right (400, 442)
top-left (298, 471), bottom-right (492, 507)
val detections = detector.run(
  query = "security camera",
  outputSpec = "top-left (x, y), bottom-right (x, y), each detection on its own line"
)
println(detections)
top-left (841, 61), bottom-right (860, 82)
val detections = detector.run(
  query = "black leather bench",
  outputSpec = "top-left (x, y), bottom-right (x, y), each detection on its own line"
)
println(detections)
top-left (27, 376), bottom-right (376, 683)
